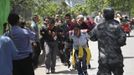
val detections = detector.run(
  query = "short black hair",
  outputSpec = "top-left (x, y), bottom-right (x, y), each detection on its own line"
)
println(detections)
top-left (8, 13), bottom-right (19, 26)
top-left (49, 18), bottom-right (55, 25)
top-left (65, 13), bottom-right (71, 17)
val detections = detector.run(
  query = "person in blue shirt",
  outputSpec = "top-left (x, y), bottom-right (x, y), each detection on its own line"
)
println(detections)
top-left (0, 35), bottom-right (18, 75)
top-left (8, 13), bottom-right (35, 75)
top-left (31, 15), bottom-right (41, 69)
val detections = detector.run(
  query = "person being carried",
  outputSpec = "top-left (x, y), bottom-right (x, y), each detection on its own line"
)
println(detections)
top-left (69, 26), bottom-right (91, 75)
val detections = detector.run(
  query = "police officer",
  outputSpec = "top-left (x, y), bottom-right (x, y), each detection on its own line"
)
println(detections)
top-left (89, 8), bottom-right (126, 75)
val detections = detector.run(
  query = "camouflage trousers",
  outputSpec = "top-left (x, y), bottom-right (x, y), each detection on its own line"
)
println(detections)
top-left (97, 62), bottom-right (124, 75)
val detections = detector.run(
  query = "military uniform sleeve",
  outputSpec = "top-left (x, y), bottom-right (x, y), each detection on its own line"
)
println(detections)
top-left (88, 26), bottom-right (98, 41)
top-left (117, 26), bottom-right (126, 46)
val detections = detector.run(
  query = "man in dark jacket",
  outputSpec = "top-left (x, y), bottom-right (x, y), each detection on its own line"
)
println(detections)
top-left (89, 8), bottom-right (126, 75)
top-left (40, 18), bottom-right (58, 74)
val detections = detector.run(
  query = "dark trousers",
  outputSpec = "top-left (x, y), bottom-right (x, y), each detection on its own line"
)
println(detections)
top-left (13, 56), bottom-right (35, 75)
top-left (40, 38), bottom-right (45, 50)
top-left (64, 42), bottom-right (73, 67)
top-left (32, 42), bottom-right (41, 68)
top-left (64, 48), bottom-right (71, 66)
top-left (58, 42), bottom-right (65, 63)
top-left (44, 41), bottom-right (58, 71)
top-left (75, 50), bottom-right (87, 75)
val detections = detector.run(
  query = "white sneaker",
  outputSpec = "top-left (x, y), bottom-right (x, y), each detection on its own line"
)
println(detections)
top-left (68, 65), bottom-right (75, 71)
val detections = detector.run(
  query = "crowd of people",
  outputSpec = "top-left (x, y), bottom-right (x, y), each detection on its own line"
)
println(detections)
top-left (1, 7), bottom-right (134, 75)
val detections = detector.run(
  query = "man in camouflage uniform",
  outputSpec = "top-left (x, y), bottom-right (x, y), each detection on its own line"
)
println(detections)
top-left (89, 8), bottom-right (126, 75)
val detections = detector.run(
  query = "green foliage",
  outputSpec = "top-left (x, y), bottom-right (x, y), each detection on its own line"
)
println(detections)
top-left (10, 0), bottom-right (134, 18)
top-left (33, 0), bottom-right (59, 16)
top-left (85, 0), bottom-right (133, 17)
top-left (0, 0), bottom-right (10, 35)
top-left (10, 0), bottom-right (60, 17)
top-left (71, 4), bottom-right (86, 15)
top-left (11, 0), bottom-right (34, 10)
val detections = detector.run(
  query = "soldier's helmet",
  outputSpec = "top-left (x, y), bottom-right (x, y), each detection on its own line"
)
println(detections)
top-left (103, 8), bottom-right (114, 20)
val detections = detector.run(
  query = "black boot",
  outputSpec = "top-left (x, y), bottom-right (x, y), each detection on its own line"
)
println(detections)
top-left (88, 64), bottom-right (91, 69)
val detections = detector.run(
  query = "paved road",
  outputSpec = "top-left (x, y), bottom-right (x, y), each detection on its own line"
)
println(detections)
top-left (35, 30), bottom-right (134, 75)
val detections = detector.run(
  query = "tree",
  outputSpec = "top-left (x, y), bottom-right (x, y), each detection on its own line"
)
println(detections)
top-left (34, 0), bottom-right (59, 16)
top-left (11, 0), bottom-right (35, 19)
top-left (0, 0), bottom-right (10, 35)
top-left (10, 0), bottom-right (134, 19)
